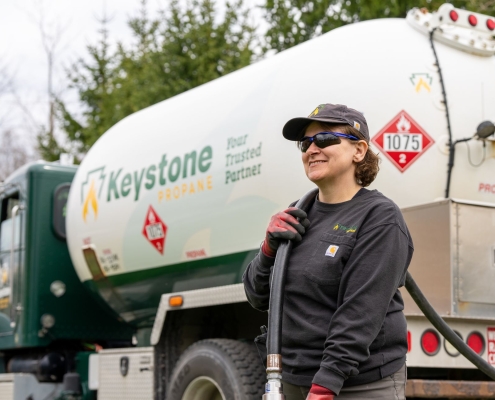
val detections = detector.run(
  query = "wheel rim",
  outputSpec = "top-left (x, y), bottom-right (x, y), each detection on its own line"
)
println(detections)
top-left (181, 376), bottom-right (226, 400)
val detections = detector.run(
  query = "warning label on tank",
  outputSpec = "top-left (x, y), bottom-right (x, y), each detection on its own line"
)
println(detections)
top-left (488, 327), bottom-right (495, 365)
top-left (372, 110), bottom-right (434, 173)
top-left (142, 206), bottom-right (168, 254)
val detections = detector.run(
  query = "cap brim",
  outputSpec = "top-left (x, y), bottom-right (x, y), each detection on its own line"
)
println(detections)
top-left (282, 117), bottom-right (348, 141)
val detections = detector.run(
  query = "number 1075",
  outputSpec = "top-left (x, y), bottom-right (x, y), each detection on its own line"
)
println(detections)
top-left (383, 134), bottom-right (422, 151)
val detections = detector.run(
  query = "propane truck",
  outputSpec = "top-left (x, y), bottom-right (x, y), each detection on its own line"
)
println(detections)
top-left (1, 3), bottom-right (495, 399)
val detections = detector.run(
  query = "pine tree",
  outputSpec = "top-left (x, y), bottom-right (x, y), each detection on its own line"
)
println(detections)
top-left (57, 14), bottom-right (118, 154)
top-left (56, 0), bottom-right (256, 156)
top-left (262, 0), bottom-right (495, 53)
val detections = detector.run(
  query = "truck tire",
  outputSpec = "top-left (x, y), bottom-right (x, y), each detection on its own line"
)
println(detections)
top-left (167, 339), bottom-right (265, 400)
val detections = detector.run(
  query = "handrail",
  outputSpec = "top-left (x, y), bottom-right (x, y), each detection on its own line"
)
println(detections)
top-left (9, 204), bottom-right (22, 327)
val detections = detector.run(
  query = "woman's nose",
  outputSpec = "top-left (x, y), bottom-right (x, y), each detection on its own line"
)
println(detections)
top-left (307, 142), bottom-right (320, 154)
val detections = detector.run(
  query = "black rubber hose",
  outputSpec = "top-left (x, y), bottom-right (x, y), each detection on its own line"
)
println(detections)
top-left (445, 137), bottom-right (472, 202)
top-left (267, 188), bottom-right (319, 356)
top-left (405, 271), bottom-right (495, 380)
top-left (429, 28), bottom-right (455, 199)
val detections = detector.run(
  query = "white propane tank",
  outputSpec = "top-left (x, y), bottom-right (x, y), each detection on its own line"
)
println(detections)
top-left (66, 15), bottom-right (495, 319)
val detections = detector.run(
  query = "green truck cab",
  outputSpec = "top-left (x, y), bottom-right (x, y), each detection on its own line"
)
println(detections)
top-left (0, 163), bottom-right (133, 398)
top-left (0, 161), bottom-right (267, 400)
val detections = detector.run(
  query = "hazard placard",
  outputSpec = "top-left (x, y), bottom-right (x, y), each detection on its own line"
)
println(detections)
top-left (372, 110), bottom-right (434, 172)
top-left (142, 206), bottom-right (167, 254)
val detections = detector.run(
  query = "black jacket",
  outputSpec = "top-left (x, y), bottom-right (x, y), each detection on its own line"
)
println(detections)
top-left (243, 189), bottom-right (414, 394)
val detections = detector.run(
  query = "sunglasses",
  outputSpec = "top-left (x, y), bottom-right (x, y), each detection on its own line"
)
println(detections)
top-left (298, 131), bottom-right (360, 153)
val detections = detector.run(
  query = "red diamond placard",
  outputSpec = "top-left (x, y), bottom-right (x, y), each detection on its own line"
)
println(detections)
top-left (372, 110), bottom-right (434, 173)
top-left (142, 206), bottom-right (167, 254)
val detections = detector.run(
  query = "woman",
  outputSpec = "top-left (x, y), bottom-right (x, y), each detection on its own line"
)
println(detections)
top-left (243, 103), bottom-right (413, 400)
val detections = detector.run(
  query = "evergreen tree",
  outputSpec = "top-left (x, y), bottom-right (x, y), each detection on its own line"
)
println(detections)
top-left (159, 0), bottom-right (255, 94)
top-left (262, 0), bottom-right (495, 52)
top-left (55, 0), bottom-right (256, 156)
top-left (56, 15), bottom-right (117, 156)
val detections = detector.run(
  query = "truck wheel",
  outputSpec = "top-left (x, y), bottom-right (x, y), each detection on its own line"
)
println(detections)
top-left (167, 339), bottom-right (265, 400)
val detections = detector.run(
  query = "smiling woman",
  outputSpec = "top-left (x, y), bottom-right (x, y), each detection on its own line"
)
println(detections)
top-left (300, 122), bottom-right (380, 193)
top-left (243, 103), bottom-right (414, 400)
top-left (300, 122), bottom-right (368, 203)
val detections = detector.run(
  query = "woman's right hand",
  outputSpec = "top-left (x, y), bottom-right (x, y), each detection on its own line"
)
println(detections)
top-left (262, 207), bottom-right (310, 257)
top-left (306, 384), bottom-right (335, 400)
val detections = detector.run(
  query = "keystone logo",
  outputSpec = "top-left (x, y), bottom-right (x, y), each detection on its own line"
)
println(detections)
top-left (409, 73), bottom-right (432, 93)
top-left (333, 223), bottom-right (357, 233)
top-left (81, 167), bottom-right (106, 222)
top-left (308, 104), bottom-right (325, 117)
top-left (80, 146), bottom-right (213, 222)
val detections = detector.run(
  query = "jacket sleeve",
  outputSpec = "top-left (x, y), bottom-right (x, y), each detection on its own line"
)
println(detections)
top-left (242, 249), bottom-right (275, 311)
top-left (312, 222), bottom-right (413, 394)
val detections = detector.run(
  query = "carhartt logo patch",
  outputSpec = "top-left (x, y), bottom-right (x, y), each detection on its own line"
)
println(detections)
top-left (353, 121), bottom-right (361, 131)
top-left (325, 245), bottom-right (339, 257)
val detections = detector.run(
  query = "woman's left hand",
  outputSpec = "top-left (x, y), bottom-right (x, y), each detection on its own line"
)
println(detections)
top-left (306, 384), bottom-right (335, 400)
top-left (262, 207), bottom-right (310, 257)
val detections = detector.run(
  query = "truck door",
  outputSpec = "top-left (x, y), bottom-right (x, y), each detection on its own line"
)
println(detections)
top-left (0, 191), bottom-right (23, 331)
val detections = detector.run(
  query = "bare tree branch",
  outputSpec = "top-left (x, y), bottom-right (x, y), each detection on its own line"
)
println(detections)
top-left (10, 89), bottom-right (40, 132)
top-left (31, 0), bottom-right (69, 136)
top-left (14, 0), bottom-right (72, 160)
top-left (0, 130), bottom-right (30, 181)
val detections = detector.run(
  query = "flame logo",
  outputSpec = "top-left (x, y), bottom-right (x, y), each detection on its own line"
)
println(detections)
top-left (82, 180), bottom-right (99, 222)
top-left (415, 78), bottom-right (431, 93)
top-left (396, 115), bottom-right (411, 132)
top-left (148, 210), bottom-right (156, 224)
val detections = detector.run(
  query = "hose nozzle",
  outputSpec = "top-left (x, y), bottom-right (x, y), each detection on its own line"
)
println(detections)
top-left (262, 373), bottom-right (285, 400)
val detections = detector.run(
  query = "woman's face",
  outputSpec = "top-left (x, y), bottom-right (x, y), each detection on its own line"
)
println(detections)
top-left (301, 122), bottom-right (367, 187)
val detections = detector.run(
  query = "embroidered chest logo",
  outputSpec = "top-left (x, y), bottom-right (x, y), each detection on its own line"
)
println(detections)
top-left (333, 223), bottom-right (357, 233)
top-left (325, 245), bottom-right (339, 257)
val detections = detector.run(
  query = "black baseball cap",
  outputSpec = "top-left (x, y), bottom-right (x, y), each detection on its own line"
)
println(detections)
top-left (283, 103), bottom-right (369, 142)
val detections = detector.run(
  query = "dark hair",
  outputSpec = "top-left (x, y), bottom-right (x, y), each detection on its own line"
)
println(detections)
top-left (299, 122), bottom-right (380, 187)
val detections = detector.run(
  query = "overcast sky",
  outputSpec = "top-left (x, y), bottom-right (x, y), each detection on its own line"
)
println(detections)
top-left (0, 0), bottom-right (261, 153)
top-left (1, 0), bottom-right (166, 93)
top-left (0, 0), bottom-right (164, 151)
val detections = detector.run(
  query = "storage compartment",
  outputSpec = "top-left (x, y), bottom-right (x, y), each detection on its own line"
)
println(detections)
top-left (401, 199), bottom-right (495, 319)
top-left (97, 347), bottom-right (154, 400)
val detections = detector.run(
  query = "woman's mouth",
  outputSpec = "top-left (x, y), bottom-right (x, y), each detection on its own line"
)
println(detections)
top-left (309, 160), bottom-right (326, 167)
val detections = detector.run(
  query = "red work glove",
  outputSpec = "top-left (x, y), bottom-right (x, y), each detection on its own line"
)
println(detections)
top-left (306, 384), bottom-right (336, 400)
top-left (261, 207), bottom-right (310, 257)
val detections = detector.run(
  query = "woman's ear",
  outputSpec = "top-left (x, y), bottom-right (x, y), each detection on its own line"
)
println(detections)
top-left (353, 141), bottom-right (368, 163)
